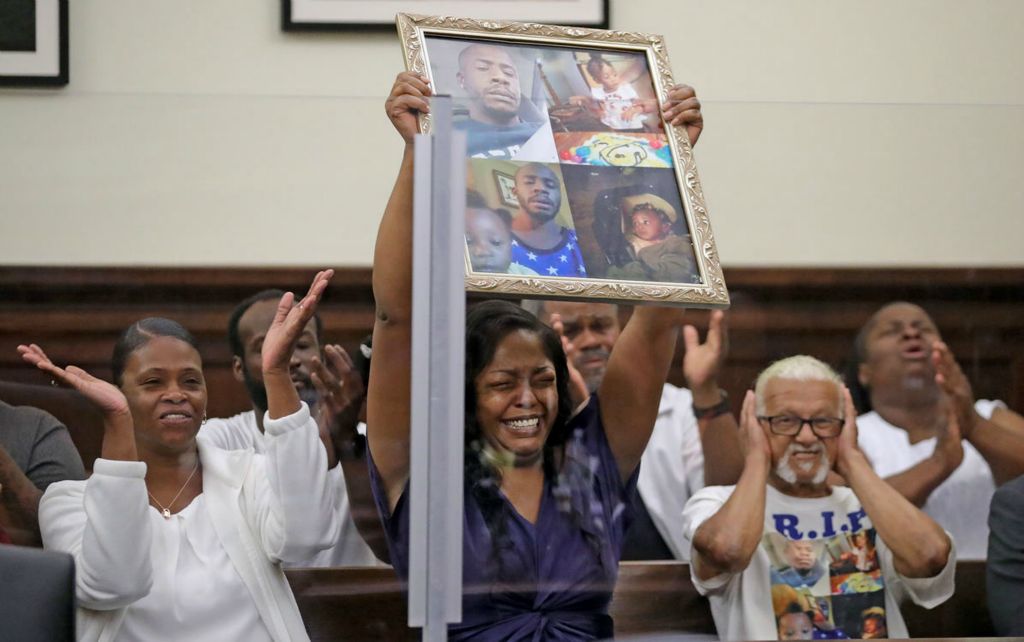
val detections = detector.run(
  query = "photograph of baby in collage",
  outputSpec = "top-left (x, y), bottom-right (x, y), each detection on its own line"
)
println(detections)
top-left (766, 529), bottom-right (888, 640)
top-left (424, 35), bottom-right (702, 285)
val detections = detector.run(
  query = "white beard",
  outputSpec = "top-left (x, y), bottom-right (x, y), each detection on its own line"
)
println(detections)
top-left (775, 443), bottom-right (829, 485)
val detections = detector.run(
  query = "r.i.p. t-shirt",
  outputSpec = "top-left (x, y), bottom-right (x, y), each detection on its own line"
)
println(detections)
top-left (682, 485), bottom-right (955, 641)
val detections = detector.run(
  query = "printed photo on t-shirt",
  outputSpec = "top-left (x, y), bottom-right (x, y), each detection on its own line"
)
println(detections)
top-left (765, 527), bottom-right (888, 639)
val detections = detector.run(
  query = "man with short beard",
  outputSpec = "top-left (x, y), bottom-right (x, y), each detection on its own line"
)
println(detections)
top-left (200, 289), bottom-right (380, 567)
top-left (509, 162), bottom-right (587, 277)
top-left (454, 43), bottom-right (555, 161)
top-left (851, 301), bottom-right (1024, 559)
top-left (682, 355), bottom-right (954, 640)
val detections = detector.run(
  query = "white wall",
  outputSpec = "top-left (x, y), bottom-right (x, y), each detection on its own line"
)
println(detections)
top-left (1, 0), bottom-right (1021, 267)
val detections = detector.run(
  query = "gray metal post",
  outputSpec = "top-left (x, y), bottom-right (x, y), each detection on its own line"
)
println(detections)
top-left (408, 95), bottom-right (466, 641)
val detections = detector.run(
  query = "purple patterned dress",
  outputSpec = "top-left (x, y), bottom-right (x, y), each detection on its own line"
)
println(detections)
top-left (369, 396), bottom-right (637, 641)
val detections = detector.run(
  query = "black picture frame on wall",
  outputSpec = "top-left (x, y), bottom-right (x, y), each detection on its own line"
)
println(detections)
top-left (0, 0), bottom-right (68, 87)
top-left (283, 0), bottom-right (609, 31)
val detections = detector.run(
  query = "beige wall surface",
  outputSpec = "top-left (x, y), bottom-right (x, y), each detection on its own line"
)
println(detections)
top-left (1, 0), bottom-right (1021, 267)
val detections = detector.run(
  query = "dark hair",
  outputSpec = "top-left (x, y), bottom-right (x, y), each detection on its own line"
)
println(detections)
top-left (586, 55), bottom-right (614, 80)
top-left (111, 318), bottom-right (201, 386)
top-left (466, 190), bottom-right (513, 229)
top-left (466, 189), bottom-right (489, 210)
top-left (227, 289), bottom-right (323, 359)
top-left (630, 202), bottom-right (673, 234)
top-left (464, 300), bottom-right (573, 447)
top-left (463, 300), bottom-right (574, 571)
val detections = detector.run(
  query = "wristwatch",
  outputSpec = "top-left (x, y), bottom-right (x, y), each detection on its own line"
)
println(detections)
top-left (692, 389), bottom-right (731, 420)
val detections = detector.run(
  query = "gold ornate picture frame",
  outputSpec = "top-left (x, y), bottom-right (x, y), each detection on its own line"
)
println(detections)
top-left (397, 13), bottom-right (729, 309)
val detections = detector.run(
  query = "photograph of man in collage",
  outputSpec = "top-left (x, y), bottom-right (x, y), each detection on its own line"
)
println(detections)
top-left (425, 36), bottom-right (701, 286)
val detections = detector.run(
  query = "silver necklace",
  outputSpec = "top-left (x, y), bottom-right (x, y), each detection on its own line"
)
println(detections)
top-left (148, 459), bottom-right (200, 519)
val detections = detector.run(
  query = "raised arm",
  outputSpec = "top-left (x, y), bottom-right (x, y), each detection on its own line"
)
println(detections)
top-left (368, 72), bottom-right (432, 511)
top-left (261, 269), bottom-right (333, 421)
top-left (18, 344), bottom-right (137, 462)
top-left (933, 341), bottom-right (1024, 485)
top-left (19, 345), bottom-right (151, 607)
top-left (690, 391), bottom-right (771, 580)
top-left (251, 271), bottom-right (343, 561)
top-left (599, 306), bottom-right (684, 480)
top-left (683, 310), bottom-right (743, 486)
top-left (837, 388), bottom-right (952, 578)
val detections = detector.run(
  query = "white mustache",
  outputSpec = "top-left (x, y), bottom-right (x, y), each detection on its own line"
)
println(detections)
top-left (776, 443), bottom-right (828, 484)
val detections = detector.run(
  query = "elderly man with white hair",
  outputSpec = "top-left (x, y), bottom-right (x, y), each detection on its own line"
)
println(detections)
top-left (682, 355), bottom-right (955, 641)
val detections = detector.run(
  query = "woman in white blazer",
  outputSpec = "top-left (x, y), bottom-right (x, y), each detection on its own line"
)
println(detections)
top-left (19, 270), bottom-right (340, 642)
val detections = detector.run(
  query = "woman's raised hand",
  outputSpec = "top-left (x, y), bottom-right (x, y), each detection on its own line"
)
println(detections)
top-left (262, 269), bottom-right (335, 377)
top-left (385, 72), bottom-right (432, 146)
top-left (18, 344), bottom-right (130, 417)
top-left (661, 84), bottom-right (703, 146)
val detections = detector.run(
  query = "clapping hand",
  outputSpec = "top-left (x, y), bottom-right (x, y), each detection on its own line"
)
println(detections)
top-left (311, 344), bottom-right (365, 440)
top-left (931, 340), bottom-right (978, 439)
top-left (262, 270), bottom-right (334, 377)
top-left (18, 344), bottom-right (129, 417)
top-left (682, 310), bottom-right (727, 399)
top-left (835, 387), bottom-right (862, 473)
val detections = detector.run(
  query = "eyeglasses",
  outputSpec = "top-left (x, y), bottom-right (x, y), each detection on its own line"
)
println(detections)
top-left (757, 415), bottom-right (845, 438)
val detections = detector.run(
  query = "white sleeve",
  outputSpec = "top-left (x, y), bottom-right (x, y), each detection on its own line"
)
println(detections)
top-left (975, 398), bottom-right (1007, 421)
top-left (681, 486), bottom-right (736, 594)
top-left (39, 459), bottom-right (153, 610)
top-left (878, 531), bottom-right (957, 608)
top-left (198, 416), bottom-right (252, 451)
top-left (243, 402), bottom-right (341, 564)
top-left (678, 401), bottom-right (705, 496)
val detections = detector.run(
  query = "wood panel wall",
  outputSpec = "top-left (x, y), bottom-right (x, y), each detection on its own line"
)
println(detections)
top-left (1, 266), bottom-right (1022, 423)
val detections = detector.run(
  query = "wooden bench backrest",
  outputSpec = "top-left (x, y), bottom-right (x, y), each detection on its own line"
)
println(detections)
top-left (286, 561), bottom-right (992, 640)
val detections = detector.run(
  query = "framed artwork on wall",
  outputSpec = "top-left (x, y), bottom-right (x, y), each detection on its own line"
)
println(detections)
top-left (0, 0), bottom-right (68, 87)
top-left (283, 0), bottom-right (608, 31)
top-left (398, 12), bottom-right (729, 308)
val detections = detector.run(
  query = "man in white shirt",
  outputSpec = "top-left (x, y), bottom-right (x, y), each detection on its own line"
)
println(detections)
top-left (532, 301), bottom-right (742, 560)
top-left (852, 301), bottom-right (1024, 559)
top-left (201, 289), bottom-right (381, 567)
top-left (682, 355), bottom-right (955, 641)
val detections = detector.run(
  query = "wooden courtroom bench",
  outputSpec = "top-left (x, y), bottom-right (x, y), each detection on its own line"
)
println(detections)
top-left (285, 561), bottom-right (993, 640)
